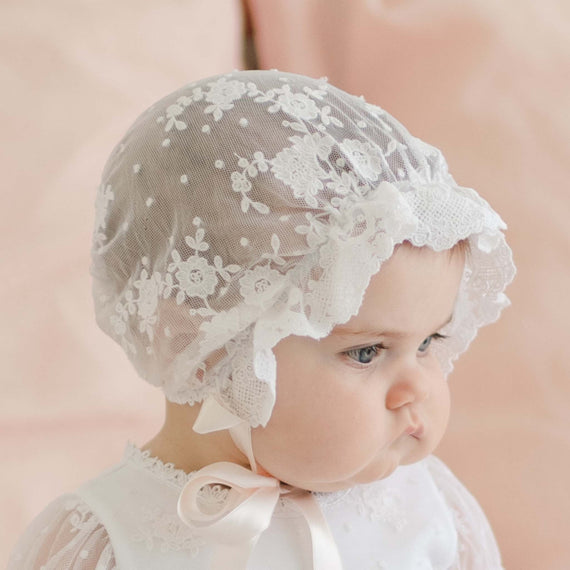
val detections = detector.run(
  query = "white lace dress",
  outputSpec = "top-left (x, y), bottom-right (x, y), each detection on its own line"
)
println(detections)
top-left (8, 444), bottom-right (503, 570)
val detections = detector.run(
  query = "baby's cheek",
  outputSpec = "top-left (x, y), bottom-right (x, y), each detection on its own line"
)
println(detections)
top-left (252, 391), bottom-right (379, 484)
top-left (306, 391), bottom-right (386, 468)
top-left (428, 378), bottom-right (451, 446)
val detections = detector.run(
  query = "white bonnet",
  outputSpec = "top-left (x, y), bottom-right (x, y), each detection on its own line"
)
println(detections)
top-left (91, 70), bottom-right (515, 428)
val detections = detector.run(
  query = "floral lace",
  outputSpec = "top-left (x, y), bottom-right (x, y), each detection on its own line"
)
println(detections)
top-left (7, 496), bottom-right (117, 570)
top-left (343, 484), bottom-right (408, 532)
top-left (131, 504), bottom-right (205, 554)
top-left (8, 449), bottom-right (503, 569)
top-left (124, 442), bottom-right (196, 488)
top-left (123, 443), bottom-right (314, 519)
top-left (92, 69), bottom-right (515, 428)
top-left (123, 443), bottom-right (414, 532)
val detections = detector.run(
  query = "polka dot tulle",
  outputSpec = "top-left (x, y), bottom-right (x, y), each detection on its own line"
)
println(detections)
top-left (91, 70), bottom-right (515, 427)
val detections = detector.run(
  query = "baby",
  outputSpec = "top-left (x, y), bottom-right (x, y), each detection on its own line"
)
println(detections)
top-left (9, 70), bottom-right (515, 569)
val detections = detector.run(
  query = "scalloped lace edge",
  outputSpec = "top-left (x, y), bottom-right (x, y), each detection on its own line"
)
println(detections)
top-left (124, 441), bottom-right (197, 488)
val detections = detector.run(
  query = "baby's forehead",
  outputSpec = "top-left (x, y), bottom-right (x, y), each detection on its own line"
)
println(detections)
top-left (328, 244), bottom-right (463, 333)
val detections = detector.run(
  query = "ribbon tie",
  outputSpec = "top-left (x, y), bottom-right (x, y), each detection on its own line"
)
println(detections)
top-left (177, 462), bottom-right (343, 569)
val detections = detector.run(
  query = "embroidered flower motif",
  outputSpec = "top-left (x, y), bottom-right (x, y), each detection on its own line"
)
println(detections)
top-left (275, 86), bottom-right (319, 120)
top-left (164, 103), bottom-right (188, 132)
top-left (231, 152), bottom-right (271, 214)
top-left (204, 78), bottom-right (247, 121)
top-left (92, 70), bottom-right (514, 433)
top-left (132, 505), bottom-right (204, 554)
top-left (295, 132), bottom-right (336, 160)
top-left (196, 484), bottom-right (231, 515)
top-left (340, 139), bottom-right (383, 181)
top-left (173, 256), bottom-right (218, 300)
top-left (65, 500), bottom-right (102, 533)
top-left (231, 171), bottom-right (252, 194)
top-left (271, 146), bottom-right (324, 204)
top-left (271, 134), bottom-right (334, 207)
top-left (239, 265), bottom-right (285, 307)
top-left (326, 171), bottom-right (358, 195)
top-left (351, 485), bottom-right (409, 532)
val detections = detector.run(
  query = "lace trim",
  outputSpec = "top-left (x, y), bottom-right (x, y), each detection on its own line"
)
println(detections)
top-left (314, 488), bottom-right (351, 510)
top-left (123, 441), bottom-right (422, 532)
top-left (124, 442), bottom-right (196, 488)
top-left (92, 70), bottom-right (516, 432)
top-left (123, 442), bottom-right (348, 517)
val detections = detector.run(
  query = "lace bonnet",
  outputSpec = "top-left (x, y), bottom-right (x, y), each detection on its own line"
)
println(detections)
top-left (92, 70), bottom-right (515, 430)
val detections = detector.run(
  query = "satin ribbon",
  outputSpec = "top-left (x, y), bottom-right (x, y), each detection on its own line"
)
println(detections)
top-left (177, 462), bottom-right (343, 570)
top-left (192, 397), bottom-right (258, 471)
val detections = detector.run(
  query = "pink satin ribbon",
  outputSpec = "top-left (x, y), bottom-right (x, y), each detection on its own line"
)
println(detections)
top-left (177, 462), bottom-right (343, 569)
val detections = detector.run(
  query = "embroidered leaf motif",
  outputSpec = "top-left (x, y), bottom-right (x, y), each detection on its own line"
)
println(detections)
top-left (185, 229), bottom-right (209, 252)
top-left (271, 234), bottom-right (280, 253)
top-left (251, 201), bottom-right (270, 214)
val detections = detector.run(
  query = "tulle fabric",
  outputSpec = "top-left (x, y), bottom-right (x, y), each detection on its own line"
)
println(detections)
top-left (7, 495), bottom-right (116, 570)
top-left (424, 456), bottom-right (504, 570)
top-left (92, 70), bottom-right (514, 429)
top-left (8, 449), bottom-right (503, 569)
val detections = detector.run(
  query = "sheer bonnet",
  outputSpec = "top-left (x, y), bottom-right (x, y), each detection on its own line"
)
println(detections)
top-left (91, 70), bottom-right (515, 431)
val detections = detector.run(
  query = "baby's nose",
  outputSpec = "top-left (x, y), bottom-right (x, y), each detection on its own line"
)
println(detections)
top-left (385, 367), bottom-right (430, 410)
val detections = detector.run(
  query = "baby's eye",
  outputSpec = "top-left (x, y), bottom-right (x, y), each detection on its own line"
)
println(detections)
top-left (417, 333), bottom-right (446, 353)
top-left (345, 344), bottom-right (384, 364)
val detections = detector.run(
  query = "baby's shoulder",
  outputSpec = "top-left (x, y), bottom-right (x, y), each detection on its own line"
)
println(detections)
top-left (72, 445), bottom-right (208, 569)
top-left (8, 493), bottom-right (116, 570)
top-left (9, 446), bottom-right (208, 570)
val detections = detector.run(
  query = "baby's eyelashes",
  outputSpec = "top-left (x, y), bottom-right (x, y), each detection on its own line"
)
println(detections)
top-left (343, 333), bottom-right (448, 365)
top-left (417, 333), bottom-right (447, 354)
top-left (345, 343), bottom-right (387, 365)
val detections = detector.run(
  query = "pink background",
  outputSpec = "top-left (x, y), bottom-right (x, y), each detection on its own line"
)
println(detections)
top-left (2, 1), bottom-right (569, 568)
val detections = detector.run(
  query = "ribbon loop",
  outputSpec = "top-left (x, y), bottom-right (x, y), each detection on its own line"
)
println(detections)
top-left (178, 462), bottom-right (280, 545)
top-left (177, 462), bottom-right (343, 569)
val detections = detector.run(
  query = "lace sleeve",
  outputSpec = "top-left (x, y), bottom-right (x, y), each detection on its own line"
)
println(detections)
top-left (8, 494), bottom-right (117, 570)
top-left (425, 455), bottom-right (504, 570)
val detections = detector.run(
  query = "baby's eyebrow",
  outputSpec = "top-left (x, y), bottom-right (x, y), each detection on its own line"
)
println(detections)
top-left (332, 313), bottom-right (454, 339)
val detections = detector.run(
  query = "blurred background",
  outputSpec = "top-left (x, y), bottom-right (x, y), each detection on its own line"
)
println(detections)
top-left (1, 0), bottom-right (569, 568)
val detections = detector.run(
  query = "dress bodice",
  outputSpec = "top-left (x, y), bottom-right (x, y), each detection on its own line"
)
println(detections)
top-left (8, 444), bottom-right (504, 569)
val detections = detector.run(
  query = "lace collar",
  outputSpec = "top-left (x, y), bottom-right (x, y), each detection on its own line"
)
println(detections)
top-left (123, 441), bottom-right (196, 488)
top-left (122, 441), bottom-right (351, 510)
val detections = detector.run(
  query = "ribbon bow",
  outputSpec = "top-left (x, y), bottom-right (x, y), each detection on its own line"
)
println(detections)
top-left (177, 462), bottom-right (343, 569)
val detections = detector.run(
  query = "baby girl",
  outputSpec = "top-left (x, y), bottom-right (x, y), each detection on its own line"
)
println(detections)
top-left (9, 70), bottom-right (515, 569)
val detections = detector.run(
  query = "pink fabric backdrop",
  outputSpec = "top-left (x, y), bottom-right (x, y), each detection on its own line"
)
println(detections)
top-left (2, 0), bottom-right (569, 568)
top-left (246, 1), bottom-right (570, 568)
top-left (0, 0), bottom-right (242, 565)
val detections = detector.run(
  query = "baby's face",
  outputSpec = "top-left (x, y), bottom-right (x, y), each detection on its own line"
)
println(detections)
top-left (251, 244), bottom-right (464, 492)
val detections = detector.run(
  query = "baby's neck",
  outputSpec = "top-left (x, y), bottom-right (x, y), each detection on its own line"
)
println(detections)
top-left (141, 400), bottom-right (249, 474)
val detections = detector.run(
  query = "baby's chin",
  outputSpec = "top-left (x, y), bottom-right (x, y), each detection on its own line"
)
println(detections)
top-left (278, 460), bottom-right (401, 493)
